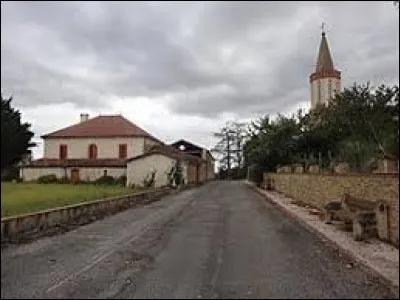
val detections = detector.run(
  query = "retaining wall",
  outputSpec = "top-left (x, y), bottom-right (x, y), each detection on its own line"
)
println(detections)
top-left (264, 173), bottom-right (399, 246)
top-left (1, 187), bottom-right (174, 244)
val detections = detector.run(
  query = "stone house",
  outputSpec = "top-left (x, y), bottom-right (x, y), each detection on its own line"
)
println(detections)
top-left (170, 139), bottom-right (215, 182)
top-left (20, 114), bottom-right (215, 186)
top-left (126, 145), bottom-right (203, 187)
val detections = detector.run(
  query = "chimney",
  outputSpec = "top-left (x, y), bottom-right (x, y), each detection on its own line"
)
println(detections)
top-left (80, 113), bottom-right (89, 123)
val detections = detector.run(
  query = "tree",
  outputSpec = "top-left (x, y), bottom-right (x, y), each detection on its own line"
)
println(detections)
top-left (244, 114), bottom-right (302, 174)
top-left (212, 121), bottom-right (248, 179)
top-left (243, 83), bottom-right (399, 176)
top-left (1, 94), bottom-right (36, 171)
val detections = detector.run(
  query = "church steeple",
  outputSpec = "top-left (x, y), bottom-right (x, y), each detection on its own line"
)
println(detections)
top-left (315, 31), bottom-right (334, 72)
top-left (309, 26), bottom-right (341, 109)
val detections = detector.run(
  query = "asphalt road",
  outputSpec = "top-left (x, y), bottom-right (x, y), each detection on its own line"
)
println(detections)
top-left (1, 181), bottom-right (395, 299)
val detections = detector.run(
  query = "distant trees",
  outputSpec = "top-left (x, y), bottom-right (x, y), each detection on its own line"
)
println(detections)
top-left (212, 121), bottom-right (248, 179)
top-left (242, 83), bottom-right (399, 183)
top-left (1, 94), bottom-right (36, 173)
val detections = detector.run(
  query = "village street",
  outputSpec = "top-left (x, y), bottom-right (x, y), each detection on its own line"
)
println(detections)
top-left (1, 181), bottom-right (394, 299)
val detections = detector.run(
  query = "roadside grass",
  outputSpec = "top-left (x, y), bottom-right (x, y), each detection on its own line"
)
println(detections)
top-left (1, 182), bottom-right (139, 218)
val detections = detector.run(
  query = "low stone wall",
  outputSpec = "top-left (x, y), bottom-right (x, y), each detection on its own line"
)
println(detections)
top-left (1, 187), bottom-right (175, 244)
top-left (265, 173), bottom-right (399, 246)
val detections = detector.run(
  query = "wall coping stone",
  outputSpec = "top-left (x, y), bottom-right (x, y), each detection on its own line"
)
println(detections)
top-left (267, 172), bottom-right (399, 178)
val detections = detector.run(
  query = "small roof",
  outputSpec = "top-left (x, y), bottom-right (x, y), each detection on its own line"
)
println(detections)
top-left (127, 145), bottom-right (201, 163)
top-left (315, 32), bottom-right (335, 73)
top-left (41, 115), bottom-right (160, 142)
top-left (171, 139), bottom-right (204, 152)
top-left (170, 139), bottom-right (215, 161)
top-left (24, 158), bottom-right (127, 168)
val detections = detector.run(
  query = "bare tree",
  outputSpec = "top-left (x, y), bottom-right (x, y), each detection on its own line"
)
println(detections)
top-left (212, 121), bottom-right (248, 179)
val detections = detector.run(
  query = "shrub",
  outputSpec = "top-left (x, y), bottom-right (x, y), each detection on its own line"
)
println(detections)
top-left (95, 175), bottom-right (116, 185)
top-left (142, 170), bottom-right (156, 188)
top-left (59, 176), bottom-right (70, 184)
top-left (37, 174), bottom-right (58, 184)
top-left (1, 165), bottom-right (20, 182)
top-left (248, 164), bottom-right (264, 186)
top-left (115, 175), bottom-right (127, 186)
top-left (129, 183), bottom-right (138, 189)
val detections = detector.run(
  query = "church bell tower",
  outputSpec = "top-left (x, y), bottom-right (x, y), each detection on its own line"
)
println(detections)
top-left (310, 26), bottom-right (341, 109)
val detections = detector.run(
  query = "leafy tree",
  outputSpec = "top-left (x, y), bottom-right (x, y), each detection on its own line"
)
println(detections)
top-left (1, 94), bottom-right (36, 171)
top-left (244, 114), bottom-right (302, 173)
top-left (242, 83), bottom-right (399, 176)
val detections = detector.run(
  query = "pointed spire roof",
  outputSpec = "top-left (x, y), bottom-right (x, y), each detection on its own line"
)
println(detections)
top-left (315, 31), bottom-right (334, 72)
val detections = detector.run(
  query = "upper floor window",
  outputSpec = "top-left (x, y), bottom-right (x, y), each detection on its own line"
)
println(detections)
top-left (119, 144), bottom-right (127, 159)
top-left (59, 144), bottom-right (68, 159)
top-left (328, 79), bottom-right (332, 98)
top-left (88, 144), bottom-right (98, 159)
top-left (317, 80), bottom-right (322, 103)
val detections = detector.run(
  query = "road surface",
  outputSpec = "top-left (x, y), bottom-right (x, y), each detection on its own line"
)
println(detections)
top-left (1, 181), bottom-right (395, 299)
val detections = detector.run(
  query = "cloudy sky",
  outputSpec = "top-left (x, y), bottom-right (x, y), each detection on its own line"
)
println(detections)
top-left (1, 1), bottom-right (399, 159)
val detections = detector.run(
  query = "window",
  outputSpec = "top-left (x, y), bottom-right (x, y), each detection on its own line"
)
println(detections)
top-left (103, 169), bottom-right (108, 176)
top-left (59, 144), bottom-right (68, 159)
top-left (119, 144), bottom-right (127, 159)
top-left (317, 80), bottom-right (321, 103)
top-left (328, 79), bottom-right (332, 99)
top-left (88, 144), bottom-right (98, 159)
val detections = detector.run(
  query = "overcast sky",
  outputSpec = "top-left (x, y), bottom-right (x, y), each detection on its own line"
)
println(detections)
top-left (1, 1), bottom-right (399, 159)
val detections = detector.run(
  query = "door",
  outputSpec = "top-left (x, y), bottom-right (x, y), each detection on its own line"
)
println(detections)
top-left (71, 169), bottom-right (80, 183)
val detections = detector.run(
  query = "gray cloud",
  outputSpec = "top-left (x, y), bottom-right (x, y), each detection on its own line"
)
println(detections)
top-left (1, 1), bottom-right (399, 119)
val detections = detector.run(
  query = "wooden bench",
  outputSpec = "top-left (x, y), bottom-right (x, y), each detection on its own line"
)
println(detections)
top-left (323, 193), bottom-right (378, 241)
top-left (264, 178), bottom-right (274, 190)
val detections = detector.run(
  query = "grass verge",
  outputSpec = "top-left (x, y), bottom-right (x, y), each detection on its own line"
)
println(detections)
top-left (1, 182), bottom-right (139, 218)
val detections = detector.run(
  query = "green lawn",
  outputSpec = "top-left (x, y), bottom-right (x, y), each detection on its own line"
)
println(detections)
top-left (1, 182), bottom-right (138, 218)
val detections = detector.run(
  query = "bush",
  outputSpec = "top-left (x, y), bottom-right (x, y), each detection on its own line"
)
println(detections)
top-left (115, 175), bottom-right (127, 186)
top-left (37, 174), bottom-right (58, 184)
top-left (247, 164), bottom-right (264, 186)
top-left (94, 175), bottom-right (116, 185)
top-left (59, 176), bottom-right (70, 184)
top-left (1, 166), bottom-right (20, 182)
top-left (142, 170), bottom-right (156, 188)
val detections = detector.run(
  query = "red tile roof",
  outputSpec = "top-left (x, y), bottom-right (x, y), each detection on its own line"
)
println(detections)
top-left (127, 145), bottom-right (202, 163)
top-left (25, 158), bottom-right (127, 168)
top-left (41, 115), bottom-right (160, 141)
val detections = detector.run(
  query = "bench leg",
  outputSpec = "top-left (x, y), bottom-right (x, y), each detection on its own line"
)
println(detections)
top-left (352, 219), bottom-right (364, 241)
top-left (324, 211), bottom-right (333, 224)
top-left (344, 220), bottom-right (353, 232)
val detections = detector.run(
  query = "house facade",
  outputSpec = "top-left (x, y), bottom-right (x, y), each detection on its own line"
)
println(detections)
top-left (170, 139), bottom-right (215, 181)
top-left (20, 114), bottom-right (215, 186)
top-left (20, 114), bottom-right (163, 182)
top-left (126, 145), bottom-right (202, 187)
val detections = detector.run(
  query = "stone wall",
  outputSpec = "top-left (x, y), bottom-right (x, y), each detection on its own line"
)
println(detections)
top-left (265, 173), bottom-right (399, 246)
top-left (1, 187), bottom-right (174, 244)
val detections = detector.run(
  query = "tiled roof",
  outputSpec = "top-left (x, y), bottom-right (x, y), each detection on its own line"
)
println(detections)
top-left (127, 145), bottom-right (202, 163)
top-left (25, 158), bottom-right (127, 168)
top-left (315, 32), bottom-right (335, 72)
top-left (170, 139), bottom-right (215, 161)
top-left (41, 115), bottom-right (160, 141)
